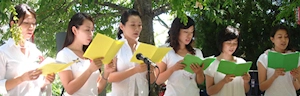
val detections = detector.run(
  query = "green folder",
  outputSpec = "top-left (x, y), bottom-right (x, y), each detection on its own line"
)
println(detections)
top-left (182, 54), bottom-right (215, 73)
top-left (268, 51), bottom-right (299, 71)
top-left (217, 60), bottom-right (252, 76)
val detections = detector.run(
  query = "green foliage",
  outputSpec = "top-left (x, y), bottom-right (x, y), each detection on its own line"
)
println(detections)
top-left (1, 0), bottom-right (300, 95)
top-left (168, 0), bottom-right (199, 25)
top-left (0, 1), bottom-right (129, 96)
top-left (0, 0), bottom-right (130, 57)
top-left (185, 1), bottom-right (300, 94)
top-left (274, 0), bottom-right (300, 26)
top-left (191, 0), bottom-right (300, 70)
top-left (8, 5), bottom-right (23, 45)
top-left (51, 75), bottom-right (63, 95)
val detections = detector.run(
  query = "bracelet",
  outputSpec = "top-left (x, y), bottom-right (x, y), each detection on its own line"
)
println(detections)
top-left (101, 74), bottom-right (108, 81)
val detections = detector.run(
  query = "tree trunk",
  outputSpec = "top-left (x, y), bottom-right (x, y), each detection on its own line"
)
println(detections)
top-left (134, 0), bottom-right (155, 45)
top-left (133, 1), bottom-right (160, 96)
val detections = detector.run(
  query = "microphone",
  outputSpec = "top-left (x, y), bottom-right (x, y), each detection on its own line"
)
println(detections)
top-left (136, 53), bottom-right (157, 67)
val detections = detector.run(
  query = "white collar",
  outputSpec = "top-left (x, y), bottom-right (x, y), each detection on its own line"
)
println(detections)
top-left (6, 38), bottom-right (31, 48)
top-left (119, 34), bottom-right (139, 42)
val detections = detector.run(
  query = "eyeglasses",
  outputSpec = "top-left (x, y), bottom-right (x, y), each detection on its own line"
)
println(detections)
top-left (21, 22), bottom-right (37, 27)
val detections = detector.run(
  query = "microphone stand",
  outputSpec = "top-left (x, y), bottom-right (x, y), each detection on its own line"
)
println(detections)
top-left (142, 57), bottom-right (151, 96)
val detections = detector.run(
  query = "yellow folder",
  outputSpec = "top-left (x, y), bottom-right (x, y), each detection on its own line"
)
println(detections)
top-left (38, 58), bottom-right (79, 76)
top-left (130, 43), bottom-right (172, 64)
top-left (83, 33), bottom-right (124, 64)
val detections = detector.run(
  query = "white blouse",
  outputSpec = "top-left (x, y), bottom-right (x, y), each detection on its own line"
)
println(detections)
top-left (162, 49), bottom-right (203, 96)
top-left (257, 51), bottom-right (300, 96)
top-left (111, 37), bottom-right (148, 96)
top-left (204, 57), bottom-right (246, 96)
top-left (0, 38), bottom-right (51, 96)
top-left (56, 47), bottom-right (100, 96)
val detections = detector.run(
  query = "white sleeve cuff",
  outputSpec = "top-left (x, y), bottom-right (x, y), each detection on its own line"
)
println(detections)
top-left (0, 79), bottom-right (8, 94)
top-left (37, 76), bottom-right (45, 88)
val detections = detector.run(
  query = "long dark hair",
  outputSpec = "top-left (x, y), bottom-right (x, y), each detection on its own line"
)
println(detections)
top-left (166, 16), bottom-right (196, 55)
top-left (216, 26), bottom-right (240, 54)
top-left (117, 9), bottom-right (141, 39)
top-left (9, 4), bottom-right (36, 27)
top-left (63, 13), bottom-right (94, 52)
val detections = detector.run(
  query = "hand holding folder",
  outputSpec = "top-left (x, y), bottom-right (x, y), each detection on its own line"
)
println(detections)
top-left (130, 43), bottom-right (172, 63)
top-left (182, 54), bottom-right (215, 73)
top-left (83, 33), bottom-right (124, 64)
top-left (268, 51), bottom-right (299, 71)
top-left (217, 60), bottom-right (252, 76)
top-left (38, 57), bottom-right (79, 76)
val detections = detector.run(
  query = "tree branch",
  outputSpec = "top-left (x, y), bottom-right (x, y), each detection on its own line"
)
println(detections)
top-left (38, 0), bottom-right (67, 23)
top-left (96, 1), bottom-right (130, 14)
top-left (153, 4), bottom-right (171, 16)
top-left (93, 12), bottom-right (120, 20)
top-left (64, 0), bottom-right (77, 11)
top-left (154, 16), bottom-right (170, 29)
top-left (153, 0), bottom-right (160, 3)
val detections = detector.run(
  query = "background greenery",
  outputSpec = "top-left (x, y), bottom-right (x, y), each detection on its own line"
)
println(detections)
top-left (1, 0), bottom-right (300, 96)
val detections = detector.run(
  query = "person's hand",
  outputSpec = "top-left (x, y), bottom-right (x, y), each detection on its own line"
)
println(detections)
top-left (45, 73), bottom-right (55, 84)
top-left (150, 65), bottom-right (155, 72)
top-left (242, 73), bottom-right (251, 83)
top-left (21, 69), bottom-right (42, 81)
top-left (272, 68), bottom-right (285, 79)
top-left (221, 74), bottom-right (235, 83)
top-left (170, 60), bottom-right (185, 72)
top-left (191, 63), bottom-right (203, 74)
top-left (104, 61), bottom-right (115, 74)
top-left (134, 63), bottom-right (147, 73)
top-left (89, 57), bottom-right (104, 72)
top-left (291, 68), bottom-right (300, 79)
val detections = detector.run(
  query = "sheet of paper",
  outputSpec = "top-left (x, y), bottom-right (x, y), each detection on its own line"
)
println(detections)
top-left (130, 43), bottom-right (172, 64)
top-left (38, 58), bottom-right (79, 76)
top-left (83, 33), bottom-right (124, 64)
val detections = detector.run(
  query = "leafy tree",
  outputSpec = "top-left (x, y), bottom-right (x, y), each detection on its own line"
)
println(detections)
top-left (191, 1), bottom-right (300, 95)
top-left (1, 0), bottom-right (300, 95)
top-left (191, 0), bottom-right (300, 69)
top-left (1, 0), bottom-right (177, 57)
top-left (0, 0), bottom-right (199, 96)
